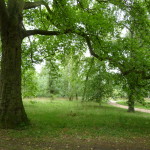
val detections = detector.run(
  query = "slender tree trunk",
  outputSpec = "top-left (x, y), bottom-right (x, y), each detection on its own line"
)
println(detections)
top-left (75, 93), bottom-right (78, 100)
top-left (69, 95), bottom-right (73, 101)
top-left (128, 95), bottom-right (135, 112)
top-left (127, 88), bottom-right (135, 112)
top-left (82, 58), bottom-right (94, 101)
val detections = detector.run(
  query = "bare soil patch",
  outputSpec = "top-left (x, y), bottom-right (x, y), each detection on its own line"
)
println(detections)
top-left (0, 131), bottom-right (149, 150)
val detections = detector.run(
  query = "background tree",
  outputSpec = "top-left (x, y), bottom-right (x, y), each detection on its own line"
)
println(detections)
top-left (106, 1), bottom-right (150, 112)
top-left (82, 58), bottom-right (114, 104)
top-left (78, 0), bottom-right (150, 112)
top-left (22, 43), bottom-right (39, 98)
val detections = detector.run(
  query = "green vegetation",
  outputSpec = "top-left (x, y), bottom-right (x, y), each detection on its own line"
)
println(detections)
top-left (117, 100), bottom-right (150, 110)
top-left (7, 98), bottom-right (149, 139)
top-left (0, 1), bottom-right (150, 149)
top-left (0, 98), bottom-right (149, 149)
top-left (0, 0), bottom-right (150, 130)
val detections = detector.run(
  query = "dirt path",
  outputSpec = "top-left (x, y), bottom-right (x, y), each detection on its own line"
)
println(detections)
top-left (109, 100), bottom-right (150, 113)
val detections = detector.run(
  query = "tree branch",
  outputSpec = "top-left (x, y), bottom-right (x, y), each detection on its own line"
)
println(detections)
top-left (84, 35), bottom-right (103, 60)
top-left (24, 1), bottom-right (43, 9)
top-left (77, 31), bottom-right (131, 75)
top-left (78, 32), bottom-right (113, 62)
top-left (24, 29), bottom-right (72, 37)
top-left (25, 30), bottom-right (61, 37)
top-left (24, 1), bottom-right (53, 14)
top-left (96, 0), bottom-right (131, 11)
top-left (41, 1), bottom-right (53, 14)
top-left (96, 0), bottom-right (108, 3)
top-left (75, 30), bottom-right (109, 62)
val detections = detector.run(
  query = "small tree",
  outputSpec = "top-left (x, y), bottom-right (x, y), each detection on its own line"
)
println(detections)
top-left (82, 58), bottom-right (114, 104)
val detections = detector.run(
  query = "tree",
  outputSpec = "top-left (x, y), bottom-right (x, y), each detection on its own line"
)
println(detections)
top-left (79, 0), bottom-right (150, 112)
top-left (37, 60), bottom-right (60, 98)
top-left (22, 67), bottom-right (38, 98)
top-left (60, 54), bottom-right (83, 100)
top-left (82, 58), bottom-right (114, 104)
top-left (21, 42), bottom-right (39, 98)
top-left (0, 0), bottom-right (71, 128)
top-left (108, 1), bottom-right (150, 112)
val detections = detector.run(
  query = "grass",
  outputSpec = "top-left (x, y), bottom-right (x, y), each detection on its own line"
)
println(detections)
top-left (5, 98), bottom-right (150, 140)
top-left (117, 100), bottom-right (150, 110)
top-left (1, 98), bottom-right (150, 149)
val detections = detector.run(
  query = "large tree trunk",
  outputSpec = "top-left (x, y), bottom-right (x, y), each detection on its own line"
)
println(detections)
top-left (0, 0), bottom-right (29, 128)
top-left (0, 29), bottom-right (29, 128)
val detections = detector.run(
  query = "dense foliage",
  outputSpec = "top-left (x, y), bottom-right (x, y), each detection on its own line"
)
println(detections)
top-left (21, 0), bottom-right (150, 110)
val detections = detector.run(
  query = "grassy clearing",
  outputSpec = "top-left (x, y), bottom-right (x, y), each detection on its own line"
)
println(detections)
top-left (117, 100), bottom-right (150, 110)
top-left (1, 98), bottom-right (150, 149)
top-left (5, 98), bottom-right (150, 140)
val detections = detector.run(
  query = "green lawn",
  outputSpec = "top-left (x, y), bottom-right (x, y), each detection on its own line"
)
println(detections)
top-left (0, 98), bottom-right (150, 150)
top-left (117, 100), bottom-right (150, 110)
top-left (5, 98), bottom-right (149, 139)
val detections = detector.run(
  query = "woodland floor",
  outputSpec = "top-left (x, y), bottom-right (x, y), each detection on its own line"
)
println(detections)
top-left (0, 98), bottom-right (150, 150)
top-left (0, 132), bottom-right (150, 150)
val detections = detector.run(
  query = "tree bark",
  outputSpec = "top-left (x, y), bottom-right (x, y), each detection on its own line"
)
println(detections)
top-left (0, 0), bottom-right (29, 128)
top-left (127, 88), bottom-right (135, 112)
top-left (0, 26), bottom-right (29, 128)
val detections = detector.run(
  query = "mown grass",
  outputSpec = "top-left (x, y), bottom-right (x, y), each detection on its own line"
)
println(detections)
top-left (7, 98), bottom-right (150, 139)
top-left (117, 100), bottom-right (150, 110)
